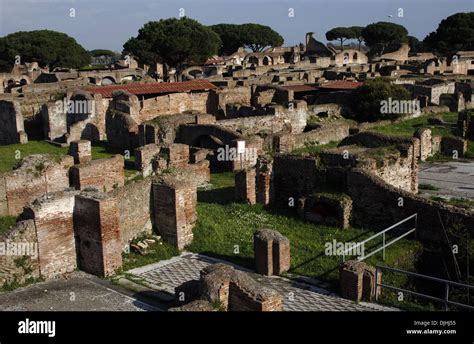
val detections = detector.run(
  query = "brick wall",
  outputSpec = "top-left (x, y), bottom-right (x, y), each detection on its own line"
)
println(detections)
top-left (135, 144), bottom-right (160, 177)
top-left (23, 191), bottom-right (77, 279)
top-left (0, 155), bottom-right (74, 216)
top-left (235, 169), bottom-right (256, 204)
top-left (0, 100), bottom-right (27, 144)
top-left (152, 177), bottom-right (197, 249)
top-left (110, 177), bottom-right (153, 248)
top-left (70, 155), bottom-right (124, 192)
top-left (73, 192), bottom-right (122, 276)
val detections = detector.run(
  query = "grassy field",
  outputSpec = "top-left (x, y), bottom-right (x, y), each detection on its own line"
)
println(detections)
top-left (290, 141), bottom-right (340, 156)
top-left (189, 172), bottom-right (422, 289)
top-left (371, 112), bottom-right (474, 158)
top-left (0, 216), bottom-right (17, 235)
top-left (0, 140), bottom-right (136, 176)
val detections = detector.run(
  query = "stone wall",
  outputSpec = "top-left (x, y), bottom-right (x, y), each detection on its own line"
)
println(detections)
top-left (69, 140), bottom-right (92, 165)
top-left (0, 100), bottom-right (28, 144)
top-left (347, 169), bottom-right (474, 242)
top-left (110, 178), bottom-right (153, 248)
top-left (70, 155), bottom-right (124, 192)
top-left (0, 219), bottom-right (40, 285)
top-left (235, 168), bottom-right (256, 204)
top-left (0, 154), bottom-right (74, 216)
top-left (298, 193), bottom-right (352, 229)
top-left (135, 144), bottom-right (161, 177)
top-left (212, 86), bottom-right (252, 118)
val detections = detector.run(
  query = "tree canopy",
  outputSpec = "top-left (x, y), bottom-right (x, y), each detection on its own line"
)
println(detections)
top-left (89, 49), bottom-right (118, 57)
top-left (0, 30), bottom-right (90, 70)
top-left (361, 22), bottom-right (408, 52)
top-left (325, 27), bottom-right (356, 50)
top-left (423, 12), bottom-right (474, 55)
top-left (348, 26), bottom-right (365, 50)
top-left (350, 78), bottom-right (412, 122)
top-left (210, 23), bottom-right (284, 54)
top-left (123, 17), bottom-right (221, 69)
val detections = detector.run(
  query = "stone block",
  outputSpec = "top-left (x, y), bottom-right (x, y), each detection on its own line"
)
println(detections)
top-left (254, 229), bottom-right (290, 276)
top-left (235, 168), bottom-right (256, 204)
top-left (135, 144), bottom-right (160, 177)
top-left (69, 140), bottom-right (92, 164)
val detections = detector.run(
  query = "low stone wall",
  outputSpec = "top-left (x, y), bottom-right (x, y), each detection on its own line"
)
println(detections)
top-left (347, 168), bottom-right (474, 242)
top-left (70, 155), bottom-right (124, 192)
top-left (340, 260), bottom-right (381, 302)
top-left (0, 154), bottom-right (74, 216)
top-left (298, 193), bottom-right (352, 229)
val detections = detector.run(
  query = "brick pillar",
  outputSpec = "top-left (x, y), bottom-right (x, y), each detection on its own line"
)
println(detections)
top-left (200, 263), bottom-right (234, 310)
top-left (339, 260), bottom-right (368, 302)
top-left (73, 191), bottom-right (122, 277)
top-left (414, 128), bottom-right (432, 161)
top-left (23, 191), bottom-right (77, 279)
top-left (69, 140), bottom-right (92, 164)
top-left (254, 229), bottom-right (290, 276)
top-left (235, 168), bottom-right (256, 204)
top-left (167, 143), bottom-right (190, 168)
top-left (152, 178), bottom-right (197, 249)
top-left (362, 267), bottom-right (382, 301)
top-left (256, 172), bottom-right (271, 205)
top-left (135, 144), bottom-right (160, 177)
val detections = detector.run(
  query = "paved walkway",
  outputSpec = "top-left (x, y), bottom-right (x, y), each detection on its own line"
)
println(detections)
top-left (127, 253), bottom-right (396, 312)
top-left (419, 161), bottom-right (474, 199)
top-left (0, 272), bottom-right (163, 311)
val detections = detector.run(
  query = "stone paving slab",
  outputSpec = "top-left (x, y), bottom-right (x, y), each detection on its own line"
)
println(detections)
top-left (127, 253), bottom-right (397, 312)
top-left (0, 272), bottom-right (162, 311)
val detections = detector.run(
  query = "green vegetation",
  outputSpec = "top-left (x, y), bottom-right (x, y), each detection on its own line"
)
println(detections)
top-left (0, 216), bottom-right (17, 235)
top-left (0, 30), bottom-right (90, 71)
top-left (430, 196), bottom-right (474, 210)
top-left (0, 140), bottom-right (137, 176)
top-left (350, 78), bottom-right (412, 122)
top-left (325, 27), bottom-right (358, 50)
top-left (290, 141), bottom-right (340, 156)
top-left (124, 17), bottom-right (221, 74)
top-left (0, 141), bottom-right (68, 173)
top-left (121, 235), bottom-right (179, 271)
top-left (0, 276), bottom-right (44, 292)
top-left (210, 23), bottom-right (284, 55)
top-left (419, 183), bottom-right (440, 191)
top-left (362, 22), bottom-right (409, 54)
top-left (423, 12), bottom-right (474, 55)
top-left (190, 172), bottom-right (422, 291)
top-left (370, 112), bottom-right (474, 158)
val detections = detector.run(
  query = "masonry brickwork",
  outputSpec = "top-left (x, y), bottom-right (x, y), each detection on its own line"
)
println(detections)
top-left (254, 229), bottom-right (291, 276)
top-left (235, 168), bottom-right (256, 204)
top-left (70, 154), bottom-right (124, 192)
top-left (152, 176), bottom-right (197, 249)
top-left (74, 191), bottom-right (122, 276)
top-left (69, 140), bottom-right (92, 164)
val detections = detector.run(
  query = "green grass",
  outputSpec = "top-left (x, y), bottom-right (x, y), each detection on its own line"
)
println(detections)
top-left (419, 183), bottom-right (440, 191)
top-left (121, 235), bottom-right (179, 271)
top-left (0, 216), bottom-right (17, 235)
top-left (190, 172), bottom-right (422, 290)
top-left (430, 196), bottom-right (474, 210)
top-left (0, 140), bottom-right (136, 176)
top-left (291, 141), bottom-right (341, 156)
top-left (371, 112), bottom-right (474, 159)
top-left (0, 141), bottom-right (68, 173)
top-left (370, 112), bottom-right (459, 138)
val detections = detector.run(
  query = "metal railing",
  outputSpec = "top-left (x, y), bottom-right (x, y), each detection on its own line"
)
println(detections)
top-left (375, 265), bottom-right (474, 311)
top-left (342, 213), bottom-right (417, 262)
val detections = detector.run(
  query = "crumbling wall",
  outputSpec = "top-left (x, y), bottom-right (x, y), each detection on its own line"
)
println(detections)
top-left (70, 155), bottom-right (124, 192)
top-left (347, 169), bottom-right (474, 242)
top-left (110, 178), bottom-right (153, 248)
top-left (0, 100), bottom-right (28, 144)
top-left (0, 219), bottom-right (40, 285)
top-left (23, 191), bottom-right (77, 279)
top-left (0, 155), bottom-right (74, 216)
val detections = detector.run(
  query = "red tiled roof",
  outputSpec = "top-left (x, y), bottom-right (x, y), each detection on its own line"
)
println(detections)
top-left (85, 80), bottom-right (216, 98)
top-left (280, 85), bottom-right (319, 92)
top-left (319, 81), bottom-right (363, 90)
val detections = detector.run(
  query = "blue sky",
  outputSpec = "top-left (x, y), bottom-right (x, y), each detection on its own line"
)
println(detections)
top-left (0, 0), bottom-right (473, 51)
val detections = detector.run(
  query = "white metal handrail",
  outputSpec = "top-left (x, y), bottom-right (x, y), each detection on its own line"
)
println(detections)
top-left (342, 213), bottom-right (417, 262)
